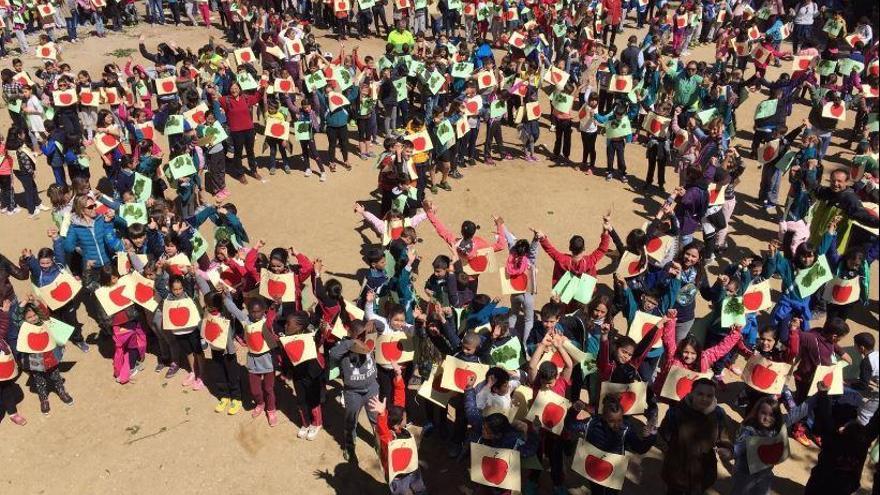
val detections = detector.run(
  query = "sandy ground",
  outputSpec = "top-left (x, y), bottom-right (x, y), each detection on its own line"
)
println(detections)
top-left (0, 12), bottom-right (877, 495)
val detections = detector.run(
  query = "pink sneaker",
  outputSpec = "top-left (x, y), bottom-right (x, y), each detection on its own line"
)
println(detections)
top-left (191, 378), bottom-right (205, 391)
top-left (10, 413), bottom-right (27, 426)
top-left (182, 372), bottom-right (196, 387)
top-left (503, 153), bottom-right (512, 160)
top-left (267, 410), bottom-right (278, 427)
top-left (251, 404), bottom-right (265, 418)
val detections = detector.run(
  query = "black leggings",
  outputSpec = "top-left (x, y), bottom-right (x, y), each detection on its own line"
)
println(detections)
top-left (484, 120), bottom-right (504, 160)
top-left (580, 130), bottom-right (598, 167)
top-left (210, 352), bottom-right (242, 400)
top-left (553, 119), bottom-right (573, 159)
top-left (300, 139), bottom-right (324, 172)
top-left (326, 125), bottom-right (349, 164)
top-left (646, 140), bottom-right (668, 186)
top-left (230, 128), bottom-right (257, 175)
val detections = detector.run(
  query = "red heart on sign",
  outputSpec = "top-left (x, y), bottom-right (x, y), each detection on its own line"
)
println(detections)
top-left (59, 93), bottom-right (73, 105)
top-left (585, 454), bottom-right (614, 481)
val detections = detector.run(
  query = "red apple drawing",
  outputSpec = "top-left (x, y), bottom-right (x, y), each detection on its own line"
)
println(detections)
top-left (743, 291), bottom-right (763, 311)
top-left (675, 376), bottom-right (695, 399)
top-left (161, 80), bottom-right (175, 93)
top-left (627, 259), bottom-right (641, 275)
top-left (59, 93), bottom-right (73, 105)
top-left (749, 364), bottom-right (778, 390)
top-left (0, 359), bottom-right (14, 379)
top-left (453, 367), bottom-right (476, 389)
top-left (585, 454), bottom-right (614, 481)
top-left (674, 133), bottom-right (686, 148)
top-left (101, 134), bottom-right (117, 147)
top-left (481, 457), bottom-right (509, 485)
top-left (757, 442), bottom-right (784, 464)
top-left (390, 447), bottom-right (412, 472)
top-left (411, 136), bottom-right (427, 151)
top-left (709, 188), bottom-right (721, 204)
top-left (650, 118), bottom-right (662, 134)
top-left (80, 92), bottom-right (93, 105)
top-left (337, 1), bottom-right (345, 9)
top-left (390, 226), bottom-right (404, 239)
top-left (468, 255), bottom-right (488, 272)
top-left (821, 372), bottom-right (834, 388)
top-left (830, 104), bottom-right (843, 117)
top-left (510, 273), bottom-right (528, 291)
top-left (514, 37), bottom-right (524, 47)
top-left (285, 339), bottom-right (305, 362)
top-left (168, 307), bottom-right (190, 327)
top-left (466, 101), bottom-right (478, 114)
top-left (550, 351), bottom-right (565, 368)
top-left (49, 282), bottom-right (73, 303)
top-left (831, 284), bottom-right (852, 303)
top-left (551, 71), bottom-right (562, 83)
top-left (28, 331), bottom-right (51, 352)
top-left (762, 146), bottom-right (776, 162)
top-left (134, 283), bottom-right (154, 303)
top-left (266, 279), bottom-right (287, 299)
top-left (646, 237), bottom-right (662, 253)
top-left (247, 332), bottom-right (264, 352)
top-left (269, 123), bottom-right (286, 137)
top-left (530, 104), bottom-right (541, 118)
top-left (614, 78), bottom-right (628, 91)
top-left (109, 285), bottom-right (130, 306)
top-left (41, 47), bottom-right (51, 57)
top-left (365, 338), bottom-right (376, 352)
top-left (192, 111), bottom-right (206, 124)
top-left (105, 91), bottom-right (117, 104)
top-left (204, 321), bottom-right (223, 342)
top-left (481, 74), bottom-right (492, 86)
top-left (381, 341), bottom-right (403, 362)
top-left (798, 59), bottom-right (810, 70)
top-left (241, 51), bottom-right (252, 62)
top-left (541, 402), bottom-right (565, 428)
top-left (330, 94), bottom-right (344, 106)
top-left (641, 322), bottom-right (655, 340)
top-left (280, 80), bottom-right (292, 91)
top-left (618, 391), bottom-right (636, 412)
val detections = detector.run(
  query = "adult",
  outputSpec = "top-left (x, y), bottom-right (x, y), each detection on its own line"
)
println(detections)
top-left (808, 169), bottom-right (880, 252)
top-left (210, 82), bottom-right (264, 182)
top-left (0, 251), bottom-right (28, 306)
top-left (791, 0), bottom-right (819, 53)
top-left (658, 378), bottom-right (733, 495)
top-left (386, 20), bottom-right (414, 55)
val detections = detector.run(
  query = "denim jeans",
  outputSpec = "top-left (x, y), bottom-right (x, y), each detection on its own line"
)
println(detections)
top-left (150, 0), bottom-right (165, 23)
top-left (66, 13), bottom-right (79, 40)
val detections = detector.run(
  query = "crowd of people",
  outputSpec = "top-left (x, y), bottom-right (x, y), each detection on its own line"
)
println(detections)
top-left (0, 0), bottom-right (879, 493)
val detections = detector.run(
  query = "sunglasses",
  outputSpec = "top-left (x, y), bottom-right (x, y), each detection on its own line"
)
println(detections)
top-left (85, 203), bottom-right (97, 210)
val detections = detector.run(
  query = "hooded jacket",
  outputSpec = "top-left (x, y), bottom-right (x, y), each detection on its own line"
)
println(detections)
top-left (58, 214), bottom-right (124, 269)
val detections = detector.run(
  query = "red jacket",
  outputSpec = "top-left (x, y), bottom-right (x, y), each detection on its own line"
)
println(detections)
top-left (377, 375), bottom-right (407, 476)
top-left (603, 0), bottom-right (622, 25)
top-left (540, 232), bottom-right (611, 286)
top-left (218, 92), bottom-right (262, 132)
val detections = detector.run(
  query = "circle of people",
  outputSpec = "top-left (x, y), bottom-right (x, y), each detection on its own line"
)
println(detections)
top-left (0, 0), bottom-right (878, 494)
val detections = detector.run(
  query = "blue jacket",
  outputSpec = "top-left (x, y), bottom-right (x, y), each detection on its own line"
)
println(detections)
top-left (58, 215), bottom-right (124, 269)
top-left (26, 254), bottom-right (65, 287)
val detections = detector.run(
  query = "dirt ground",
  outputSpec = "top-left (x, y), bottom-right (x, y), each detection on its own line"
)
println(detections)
top-left (0, 13), bottom-right (876, 495)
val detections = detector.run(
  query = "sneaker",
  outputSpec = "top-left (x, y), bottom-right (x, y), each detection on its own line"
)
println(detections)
top-left (727, 365), bottom-right (742, 376)
top-left (605, 173), bottom-right (614, 182)
top-left (130, 366), bottom-right (141, 379)
top-left (251, 404), bottom-right (265, 418)
top-left (304, 168), bottom-right (312, 177)
top-left (267, 410), bottom-right (278, 427)
top-left (75, 341), bottom-right (90, 353)
top-left (57, 388), bottom-right (74, 405)
top-left (297, 425), bottom-right (310, 439)
top-left (38, 204), bottom-right (50, 211)
top-left (192, 378), bottom-right (205, 391)
top-left (40, 399), bottom-right (51, 415)
top-left (237, 175), bottom-right (249, 185)
top-left (620, 175), bottom-right (629, 184)
top-left (215, 398), bottom-right (231, 413)
top-left (165, 363), bottom-right (180, 378)
top-left (2, 209), bottom-right (12, 216)
top-left (9, 207), bottom-right (21, 215)
top-left (439, 182), bottom-right (452, 191)
top-left (28, 212), bottom-right (40, 220)
top-left (227, 399), bottom-right (242, 415)
top-left (9, 413), bottom-right (26, 426)
top-left (450, 170), bottom-right (463, 179)
top-left (583, 167), bottom-right (593, 175)
top-left (503, 153), bottom-right (512, 160)
top-left (182, 372), bottom-right (196, 387)
top-left (422, 421), bottom-right (435, 437)
top-left (269, 168), bottom-right (277, 175)
top-left (283, 166), bottom-right (291, 174)
top-left (319, 173), bottom-right (327, 182)
top-left (430, 184), bottom-right (438, 195)
top-left (792, 428), bottom-right (812, 447)
top-left (306, 424), bottom-right (322, 440)
top-left (154, 362), bottom-right (166, 373)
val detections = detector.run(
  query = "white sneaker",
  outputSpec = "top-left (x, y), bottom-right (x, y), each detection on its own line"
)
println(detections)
top-left (304, 169), bottom-right (312, 177)
top-left (2, 209), bottom-right (12, 216)
top-left (306, 425), bottom-right (322, 441)
top-left (38, 204), bottom-right (50, 211)
top-left (10, 207), bottom-right (21, 215)
top-left (297, 425), bottom-right (310, 439)
top-left (319, 173), bottom-right (327, 182)
top-left (28, 211), bottom-right (40, 220)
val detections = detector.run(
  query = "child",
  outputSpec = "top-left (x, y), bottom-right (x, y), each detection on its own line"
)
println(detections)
top-left (364, 291), bottom-right (417, 415)
top-left (0, 299), bottom-right (26, 425)
top-left (501, 223), bottom-right (538, 340)
top-left (423, 255), bottom-right (459, 308)
top-left (156, 273), bottom-right (206, 390)
top-left (851, 332), bottom-right (878, 394)
top-left (281, 312), bottom-right (325, 440)
top-left (824, 219), bottom-right (870, 322)
top-left (101, 264), bottom-right (147, 384)
top-left (25, 245), bottom-right (88, 352)
top-left (198, 109), bottom-right (229, 199)
top-left (294, 98), bottom-right (325, 181)
top-left (533, 220), bottom-right (612, 286)
top-left (328, 319), bottom-right (379, 464)
top-left (734, 319), bottom-right (801, 410)
top-left (227, 297), bottom-right (279, 426)
top-left (518, 91), bottom-right (540, 161)
top-left (203, 290), bottom-right (243, 415)
top-left (264, 98), bottom-right (291, 175)
top-left (475, 366), bottom-right (520, 411)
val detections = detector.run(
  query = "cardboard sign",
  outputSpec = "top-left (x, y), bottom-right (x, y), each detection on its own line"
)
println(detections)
top-left (822, 277), bottom-right (860, 305)
top-left (526, 389), bottom-right (571, 435)
top-left (462, 247), bottom-right (497, 276)
top-left (721, 296), bottom-right (747, 328)
top-left (608, 74), bottom-right (633, 93)
top-left (36, 42), bottom-right (57, 60)
top-left (201, 313), bottom-right (230, 350)
top-left (259, 269), bottom-right (296, 302)
top-left (53, 88), bottom-right (78, 107)
top-left (489, 338), bottom-right (523, 371)
top-left (0, 351), bottom-right (17, 381)
top-left (126, 270), bottom-right (158, 312)
top-left (572, 439), bottom-right (630, 490)
top-left (508, 31), bottom-right (526, 49)
top-left (807, 363), bottom-right (845, 396)
top-left (34, 271), bottom-right (81, 311)
top-left (644, 235), bottom-right (672, 262)
top-left (417, 365), bottom-right (455, 407)
top-left (16, 321), bottom-right (57, 354)
top-left (659, 366), bottom-right (712, 401)
top-left (500, 267), bottom-right (533, 296)
top-left (95, 277), bottom-right (135, 315)
top-left (792, 56), bottom-right (812, 71)
top-left (245, 319), bottom-right (270, 354)
top-left (279, 333), bottom-right (318, 365)
top-left (155, 76), bottom-right (178, 96)
top-left (642, 113), bottom-right (670, 138)
top-left (264, 118), bottom-right (290, 140)
top-left (234, 47), bottom-right (257, 66)
top-left (183, 103), bottom-right (209, 128)
top-left (599, 381), bottom-right (647, 415)
top-left (162, 297), bottom-right (201, 330)
top-left (742, 354), bottom-right (792, 395)
top-left (615, 251), bottom-right (646, 278)
top-left (470, 443), bottom-right (521, 491)
top-left (672, 129), bottom-right (689, 152)
top-left (757, 139), bottom-right (780, 164)
top-left (476, 70), bottom-right (497, 90)
top-left (327, 92), bottom-right (350, 112)
top-left (794, 255), bottom-right (832, 298)
top-left (707, 183), bottom-right (727, 206)
top-left (821, 101), bottom-right (846, 121)
top-left (94, 132), bottom-right (120, 155)
top-left (440, 355), bottom-right (490, 393)
top-left (627, 311), bottom-right (663, 349)
top-left (552, 271), bottom-right (596, 304)
top-left (463, 96), bottom-right (483, 116)
top-left (387, 436), bottom-right (419, 480)
top-left (525, 101), bottom-right (542, 121)
top-left (746, 424), bottom-right (790, 474)
top-left (406, 129), bottom-right (433, 153)
top-left (374, 332), bottom-right (415, 365)
top-left (543, 66), bottom-right (570, 88)
top-left (742, 280), bottom-right (772, 313)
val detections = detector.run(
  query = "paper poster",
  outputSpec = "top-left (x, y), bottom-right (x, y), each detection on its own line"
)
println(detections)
top-left (498, 266), bottom-right (533, 296)
top-left (538, 346), bottom-right (569, 373)
top-left (608, 74), bottom-right (633, 93)
top-left (605, 117), bottom-right (632, 139)
top-left (279, 333), bottom-right (318, 365)
top-left (754, 99), bottom-right (778, 120)
top-left (571, 439), bottom-right (629, 491)
top-left (627, 311), bottom-right (663, 349)
top-left (387, 436), bottom-right (419, 481)
top-left (470, 443), bottom-right (521, 491)
top-left (259, 269), bottom-right (297, 302)
top-left (489, 338), bottom-right (523, 371)
top-left (47, 317), bottom-right (75, 346)
top-left (642, 113), bottom-right (670, 138)
top-left (821, 101), bottom-right (846, 121)
top-left (233, 47), bottom-right (257, 66)
top-left (0, 351), bottom-right (18, 381)
top-left (95, 277), bottom-right (135, 315)
top-left (808, 363), bottom-right (845, 396)
top-left (822, 277), bottom-right (860, 305)
top-left (264, 118), bottom-right (290, 140)
top-left (476, 70), bottom-right (497, 90)
top-left (462, 248), bottom-right (497, 276)
top-left (120, 202), bottom-right (148, 226)
top-left (644, 235), bottom-right (672, 262)
top-left (524, 101), bottom-right (542, 121)
top-left (707, 183), bottom-right (727, 206)
top-left (615, 251), bottom-right (646, 278)
top-left (34, 271), bottom-right (81, 311)
top-left (599, 381), bottom-right (647, 415)
top-left (742, 280), bottom-right (772, 313)
top-left (94, 132), bottom-right (119, 155)
top-left (794, 255), bottom-right (832, 298)
top-left (162, 297), bottom-right (201, 330)
top-left (406, 129), bottom-right (433, 153)
top-left (167, 154), bottom-right (197, 179)
top-left (742, 354), bottom-right (792, 395)
top-left (245, 319), bottom-right (270, 354)
top-left (201, 313), bottom-right (230, 350)
top-left (440, 355), bottom-right (490, 393)
top-left (417, 365), bottom-right (455, 407)
top-left (543, 66), bottom-right (569, 88)
top-left (16, 321), bottom-right (57, 354)
top-left (672, 129), bottom-right (689, 151)
top-left (155, 75), bottom-right (178, 95)
top-left (659, 366), bottom-right (713, 401)
top-left (526, 389), bottom-right (571, 435)
top-left (746, 425), bottom-right (790, 474)
top-left (757, 139), bottom-right (780, 164)
top-left (721, 296), bottom-right (747, 328)
top-left (374, 332), bottom-right (415, 365)
top-left (53, 88), bottom-right (78, 107)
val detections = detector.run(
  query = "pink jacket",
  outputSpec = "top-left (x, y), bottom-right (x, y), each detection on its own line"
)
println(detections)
top-left (653, 318), bottom-right (742, 394)
top-left (425, 211), bottom-right (507, 260)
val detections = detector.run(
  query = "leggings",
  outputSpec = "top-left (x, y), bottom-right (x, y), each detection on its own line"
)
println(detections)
top-left (230, 128), bottom-right (257, 175)
top-left (552, 119), bottom-right (573, 158)
top-left (646, 140), bottom-right (668, 186)
top-left (326, 125), bottom-right (349, 164)
top-left (606, 139), bottom-right (627, 175)
top-left (484, 120), bottom-right (504, 160)
top-left (299, 139), bottom-right (324, 173)
top-left (0, 175), bottom-right (15, 211)
top-left (266, 137), bottom-right (289, 170)
top-left (377, 365), bottom-right (416, 418)
top-left (14, 171), bottom-right (40, 214)
top-left (383, 105), bottom-right (398, 135)
top-left (211, 353), bottom-right (242, 400)
top-left (580, 130), bottom-right (598, 167)
top-left (343, 382), bottom-right (379, 451)
top-left (248, 371), bottom-right (276, 411)
top-left (293, 377), bottom-right (324, 427)
top-left (31, 367), bottom-right (65, 402)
